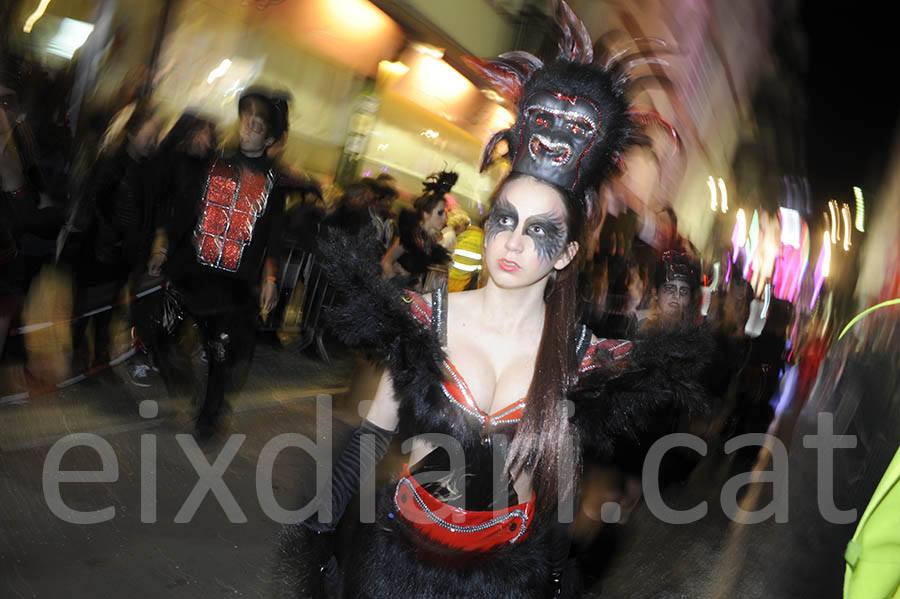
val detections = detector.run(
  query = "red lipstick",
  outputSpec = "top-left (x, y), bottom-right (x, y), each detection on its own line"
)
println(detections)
top-left (498, 258), bottom-right (520, 272)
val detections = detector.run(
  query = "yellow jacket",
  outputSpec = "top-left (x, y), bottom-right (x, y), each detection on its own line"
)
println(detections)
top-left (448, 226), bottom-right (483, 292)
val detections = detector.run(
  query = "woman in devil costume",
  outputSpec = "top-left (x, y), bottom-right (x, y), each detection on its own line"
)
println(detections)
top-left (277, 2), bottom-right (707, 597)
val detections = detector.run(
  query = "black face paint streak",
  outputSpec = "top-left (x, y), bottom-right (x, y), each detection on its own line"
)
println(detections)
top-left (523, 212), bottom-right (567, 263)
top-left (486, 197), bottom-right (569, 263)
top-left (485, 199), bottom-right (518, 245)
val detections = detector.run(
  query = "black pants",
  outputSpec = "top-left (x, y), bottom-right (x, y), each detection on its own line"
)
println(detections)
top-left (71, 260), bottom-right (132, 367)
top-left (154, 283), bottom-right (257, 432)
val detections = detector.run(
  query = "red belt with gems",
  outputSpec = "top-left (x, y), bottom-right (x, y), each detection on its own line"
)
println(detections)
top-left (393, 465), bottom-right (535, 552)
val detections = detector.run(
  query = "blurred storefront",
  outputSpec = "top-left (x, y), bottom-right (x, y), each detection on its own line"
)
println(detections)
top-left (4, 0), bottom-right (526, 212)
top-left (6, 0), bottom-right (790, 226)
top-left (355, 44), bottom-right (515, 214)
top-left (152, 0), bottom-right (405, 182)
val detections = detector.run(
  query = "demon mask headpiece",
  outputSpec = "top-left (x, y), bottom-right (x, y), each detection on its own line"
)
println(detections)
top-left (464, 0), bottom-right (679, 218)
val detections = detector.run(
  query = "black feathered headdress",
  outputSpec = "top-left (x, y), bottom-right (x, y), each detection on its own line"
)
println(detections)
top-left (464, 0), bottom-right (679, 219)
top-left (421, 170), bottom-right (459, 197)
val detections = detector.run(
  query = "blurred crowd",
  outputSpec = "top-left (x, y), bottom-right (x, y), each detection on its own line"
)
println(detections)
top-left (0, 47), bottom-right (837, 448)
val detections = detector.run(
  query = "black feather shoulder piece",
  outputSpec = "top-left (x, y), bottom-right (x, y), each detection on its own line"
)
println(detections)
top-left (316, 224), bottom-right (450, 431)
top-left (569, 326), bottom-right (714, 458)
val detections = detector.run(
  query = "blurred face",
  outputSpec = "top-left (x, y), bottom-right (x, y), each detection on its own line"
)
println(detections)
top-left (658, 279), bottom-right (692, 322)
top-left (653, 209), bottom-right (677, 248)
top-left (349, 188), bottom-right (371, 210)
top-left (422, 200), bottom-right (447, 235)
top-left (484, 176), bottom-right (577, 288)
top-left (129, 118), bottom-right (160, 159)
top-left (722, 280), bottom-right (751, 330)
top-left (0, 85), bottom-right (19, 134)
top-left (239, 102), bottom-right (274, 157)
top-left (375, 197), bottom-right (392, 217)
top-left (187, 126), bottom-right (213, 158)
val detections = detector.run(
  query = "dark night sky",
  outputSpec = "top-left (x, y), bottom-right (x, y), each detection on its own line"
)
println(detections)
top-left (800, 2), bottom-right (899, 203)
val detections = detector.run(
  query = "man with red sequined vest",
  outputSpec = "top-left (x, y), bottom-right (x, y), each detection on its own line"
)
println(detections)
top-left (148, 88), bottom-right (287, 440)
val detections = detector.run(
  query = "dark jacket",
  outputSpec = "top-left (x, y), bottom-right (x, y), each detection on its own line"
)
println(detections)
top-left (86, 147), bottom-right (160, 267)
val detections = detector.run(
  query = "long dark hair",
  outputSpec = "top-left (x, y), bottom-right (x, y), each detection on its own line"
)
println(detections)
top-left (494, 175), bottom-right (589, 514)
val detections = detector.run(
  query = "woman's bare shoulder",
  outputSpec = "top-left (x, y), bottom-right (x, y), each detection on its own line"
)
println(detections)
top-left (446, 287), bottom-right (483, 318)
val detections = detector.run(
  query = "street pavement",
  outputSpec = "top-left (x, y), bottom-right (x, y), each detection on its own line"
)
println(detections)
top-left (1, 328), bottom-right (856, 598)
top-left (1, 339), bottom-right (363, 598)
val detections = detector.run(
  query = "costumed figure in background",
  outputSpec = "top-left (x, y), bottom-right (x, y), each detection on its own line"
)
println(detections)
top-left (277, 2), bottom-right (708, 597)
top-left (447, 221), bottom-right (485, 292)
top-left (365, 175), bottom-right (398, 253)
top-left (439, 206), bottom-right (472, 255)
top-left (381, 170), bottom-right (455, 292)
top-left (642, 248), bottom-right (702, 331)
top-left (147, 87), bottom-right (287, 440)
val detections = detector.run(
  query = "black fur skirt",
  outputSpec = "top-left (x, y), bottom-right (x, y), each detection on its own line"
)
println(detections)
top-left (275, 485), bottom-right (554, 599)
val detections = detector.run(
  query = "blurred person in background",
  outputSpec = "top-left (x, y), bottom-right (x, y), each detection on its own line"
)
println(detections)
top-left (322, 181), bottom-right (374, 235)
top-left (439, 206), bottom-right (471, 254)
top-left (147, 87), bottom-right (287, 441)
top-left (69, 101), bottom-right (161, 375)
top-left (380, 170), bottom-right (453, 291)
top-left (367, 174), bottom-right (397, 252)
top-left (729, 297), bottom-right (792, 460)
top-left (1, 61), bottom-right (64, 302)
top-left (447, 220), bottom-right (484, 292)
top-left (642, 248), bottom-right (703, 331)
top-left (151, 111), bottom-right (219, 251)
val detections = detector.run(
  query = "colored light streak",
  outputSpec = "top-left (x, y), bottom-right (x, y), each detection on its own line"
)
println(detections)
top-left (794, 223), bottom-right (810, 303)
top-left (772, 363), bottom-right (798, 419)
top-left (853, 186), bottom-right (865, 232)
top-left (206, 59), bottom-right (232, 84)
top-left (744, 209), bottom-right (759, 280)
top-left (731, 208), bottom-right (747, 263)
top-left (718, 178), bottom-right (728, 213)
top-left (829, 200), bottom-right (839, 243)
top-left (810, 231), bottom-right (831, 310)
top-left (838, 298), bottom-right (900, 340)
top-left (23, 0), bottom-right (52, 33)
top-left (841, 203), bottom-right (851, 251)
top-left (773, 213), bottom-right (807, 302)
top-left (708, 176), bottom-right (717, 211)
top-left (779, 207), bottom-right (801, 249)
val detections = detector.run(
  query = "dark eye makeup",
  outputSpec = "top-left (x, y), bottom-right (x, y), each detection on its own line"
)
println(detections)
top-left (523, 213), bottom-right (566, 262)
top-left (486, 198), bottom-right (567, 263)
top-left (485, 199), bottom-right (518, 244)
